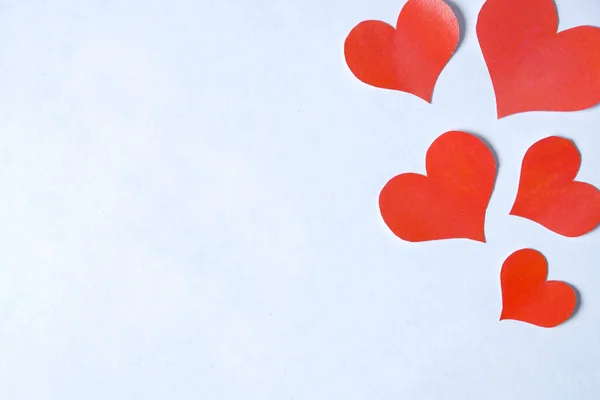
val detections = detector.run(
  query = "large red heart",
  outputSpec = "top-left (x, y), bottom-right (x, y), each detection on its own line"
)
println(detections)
top-left (500, 248), bottom-right (576, 328)
top-left (344, 0), bottom-right (459, 102)
top-left (379, 131), bottom-right (496, 242)
top-left (477, 0), bottom-right (600, 118)
top-left (510, 136), bottom-right (600, 237)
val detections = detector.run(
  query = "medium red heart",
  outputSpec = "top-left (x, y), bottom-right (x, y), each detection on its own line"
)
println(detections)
top-left (500, 248), bottom-right (576, 328)
top-left (510, 136), bottom-right (600, 237)
top-left (344, 0), bottom-right (459, 102)
top-left (379, 131), bottom-right (496, 242)
top-left (477, 0), bottom-right (600, 118)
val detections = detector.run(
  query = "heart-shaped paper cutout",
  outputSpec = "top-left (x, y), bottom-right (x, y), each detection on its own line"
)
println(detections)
top-left (500, 248), bottom-right (576, 328)
top-left (379, 131), bottom-right (496, 242)
top-left (510, 136), bottom-right (600, 237)
top-left (477, 0), bottom-right (600, 118)
top-left (344, 0), bottom-right (459, 102)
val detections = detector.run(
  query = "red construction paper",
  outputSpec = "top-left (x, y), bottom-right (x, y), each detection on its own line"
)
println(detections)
top-left (510, 136), bottom-right (600, 237)
top-left (477, 0), bottom-right (600, 118)
top-left (344, 0), bottom-right (459, 102)
top-left (500, 248), bottom-right (576, 328)
top-left (379, 131), bottom-right (496, 242)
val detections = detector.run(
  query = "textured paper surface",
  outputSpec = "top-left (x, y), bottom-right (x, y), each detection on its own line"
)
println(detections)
top-left (500, 249), bottom-right (577, 328)
top-left (510, 136), bottom-right (600, 237)
top-left (344, 0), bottom-right (459, 102)
top-left (379, 131), bottom-right (496, 242)
top-left (477, 0), bottom-right (600, 117)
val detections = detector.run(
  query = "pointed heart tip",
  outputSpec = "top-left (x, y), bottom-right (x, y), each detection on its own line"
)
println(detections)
top-left (471, 232), bottom-right (486, 243)
top-left (495, 105), bottom-right (516, 119)
top-left (458, 235), bottom-right (486, 243)
top-left (414, 92), bottom-right (433, 103)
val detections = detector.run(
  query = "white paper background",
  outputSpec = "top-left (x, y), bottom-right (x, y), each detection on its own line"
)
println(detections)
top-left (0, 0), bottom-right (600, 398)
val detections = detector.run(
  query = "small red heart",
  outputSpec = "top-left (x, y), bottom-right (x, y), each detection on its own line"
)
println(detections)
top-left (477, 0), bottom-right (600, 118)
top-left (379, 131), bottom-right (496, 242)
top-left (510, 136), bottom-right (600, 237)
top-left (500, 248), bottom-right (576, 328)
top-left (344, 0), bottom-right (459, 102)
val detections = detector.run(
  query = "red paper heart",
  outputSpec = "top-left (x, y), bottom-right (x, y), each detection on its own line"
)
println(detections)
top-left (344, 0), bottom-right (459, 102)
top-left (500, 248), bottom-right (576, 328)
top-left (510, 136), bottom-right (600, 237)
top-left (379, 131), bottom-right (496, 242)
top-left (477, 0), bottom-right (600, 118)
